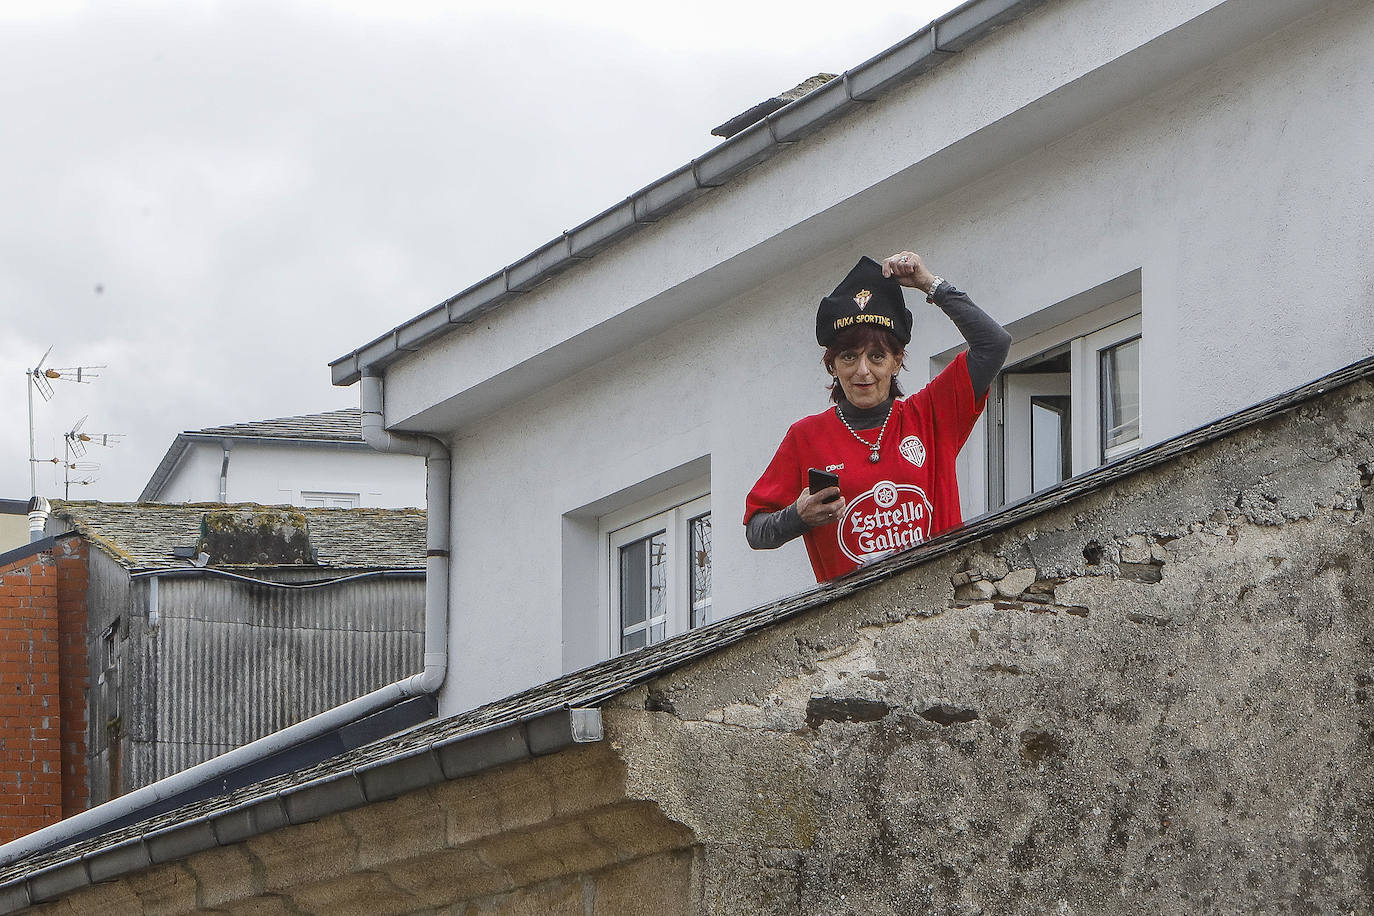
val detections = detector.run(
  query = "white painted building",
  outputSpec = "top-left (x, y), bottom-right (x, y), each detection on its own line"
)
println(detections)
top-left (140, 410), bottom-right (426, 508)
top-left (331, 0), bottom-right (1374, 716)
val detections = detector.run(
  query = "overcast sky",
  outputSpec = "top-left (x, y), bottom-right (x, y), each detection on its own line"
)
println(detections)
top-left (1, 0), bottom-right (960, 502)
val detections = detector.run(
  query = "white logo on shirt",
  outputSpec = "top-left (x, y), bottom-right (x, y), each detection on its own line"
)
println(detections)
top-left (899, 435), bottom-right (926, 467)
top-left (826, 463), bottom-right (845, 472)
top-left (837, 481), bottom-right (933, 564)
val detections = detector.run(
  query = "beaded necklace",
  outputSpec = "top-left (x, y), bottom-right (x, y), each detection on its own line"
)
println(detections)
top-left (836, 402), bottom-right (893, 463)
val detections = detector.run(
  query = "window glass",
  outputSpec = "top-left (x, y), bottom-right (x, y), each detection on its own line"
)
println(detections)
top-left (1100, 336), bottom-right (1141, 461)
top-left (619, 530), bottom-right (668, 653)
top-left (989, 307), bottom-right (1141, 508)
top-left (1030, 395), bottom-right (1071, 493)
top-left (689, 512), bottom-right (712, 628)
top-left (604, 491), bottom-right (710, 656)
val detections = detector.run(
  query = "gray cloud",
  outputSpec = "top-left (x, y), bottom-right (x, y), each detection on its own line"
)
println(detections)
top-left (1, 0), bottom-right (948, 500)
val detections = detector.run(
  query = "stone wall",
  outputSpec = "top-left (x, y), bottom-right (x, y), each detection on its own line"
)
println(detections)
top-left (21, 378), bottom-right (1373, 913)
top-left (604, 382), bottom-right (1374, 914)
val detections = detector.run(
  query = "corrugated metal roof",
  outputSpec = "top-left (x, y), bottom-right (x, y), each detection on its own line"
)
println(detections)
top-left (50, 501), bottom-right (426, 571)
top-left (188, 408), bottom-right (363, 442)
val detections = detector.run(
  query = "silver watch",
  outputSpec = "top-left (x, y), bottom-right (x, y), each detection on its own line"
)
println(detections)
top-left (924, 276), bottom-right (946, 303)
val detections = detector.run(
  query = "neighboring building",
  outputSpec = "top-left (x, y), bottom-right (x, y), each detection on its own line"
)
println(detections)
top-left (0, 500), bottom-right (427, 842)
top-left (43, 500), bottom-right (428, 807)
top-left (0, 500), bottom-right (30, 554)
top-left (328, 0), bottom-right (1374, 715)
top-left (1, 350), bottom-right (1369, 914)
top-left (139, 409), bottom-right (426, 508)
top-left (0, 537), bottom-right (88, 845)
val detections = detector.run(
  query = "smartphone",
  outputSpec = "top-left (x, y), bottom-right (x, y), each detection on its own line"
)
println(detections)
top-left (808, 468), bottom-right (841, 503)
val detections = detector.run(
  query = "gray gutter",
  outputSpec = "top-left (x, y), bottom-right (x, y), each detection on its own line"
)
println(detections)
top-left (0, 708), bottom-right (602, 913)
top-left (328, 0), bottom-right (1047, 387)
top-left (127, 567), bottom-right (425, 586)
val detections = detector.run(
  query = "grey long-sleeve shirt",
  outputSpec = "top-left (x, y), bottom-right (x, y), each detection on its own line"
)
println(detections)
top-left (746, 281), bottom-right (1010, 550)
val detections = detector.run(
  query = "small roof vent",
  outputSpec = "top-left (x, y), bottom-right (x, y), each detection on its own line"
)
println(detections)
top-left (711, 73), bottom-right (838, 139)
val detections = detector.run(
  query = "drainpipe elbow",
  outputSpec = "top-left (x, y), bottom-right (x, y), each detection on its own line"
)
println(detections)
top-left (400, 653), bottom-right (448, 696)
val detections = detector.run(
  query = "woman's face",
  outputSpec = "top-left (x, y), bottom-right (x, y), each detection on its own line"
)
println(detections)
top-left (831, 343), bottom-right (902, 409)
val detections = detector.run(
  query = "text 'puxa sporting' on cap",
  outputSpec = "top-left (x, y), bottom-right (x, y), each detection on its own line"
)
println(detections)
top-left (815, 256), bottom-right (913, 347)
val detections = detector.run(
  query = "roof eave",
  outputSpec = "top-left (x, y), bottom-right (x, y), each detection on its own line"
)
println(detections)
top-left (137, 435), bottom-right (191, 502)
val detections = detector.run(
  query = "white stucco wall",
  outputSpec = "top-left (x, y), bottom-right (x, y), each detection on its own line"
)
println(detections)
top-left (155, 441), bottom-right (426, 508)
top-left (365, 0), bottom-right (1374, 713)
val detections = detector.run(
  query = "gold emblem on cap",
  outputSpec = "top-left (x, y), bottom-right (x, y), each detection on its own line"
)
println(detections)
top-left (853, 289), bottom-right (872, 310)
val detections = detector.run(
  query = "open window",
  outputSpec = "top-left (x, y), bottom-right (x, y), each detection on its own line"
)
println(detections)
top-left (562, 462), bottom-right (711, 671)
top-left (607, 495), bottom-right (712, 653)
top-left (990, 300), bottom-right (1142, 507)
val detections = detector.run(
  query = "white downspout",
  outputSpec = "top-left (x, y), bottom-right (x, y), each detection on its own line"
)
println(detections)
top-left (360, 370), bottom-right (450, 695)
top-left (218, 440), bottom-right (231, 503)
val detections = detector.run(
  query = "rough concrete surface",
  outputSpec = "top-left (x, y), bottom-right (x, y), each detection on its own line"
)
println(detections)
top-left (604, 382), bottom-right (1374, 915)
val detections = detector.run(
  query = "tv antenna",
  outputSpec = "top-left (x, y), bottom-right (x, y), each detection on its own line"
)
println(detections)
top-left (63, 416), bottom-right (123, 499)
top-left (26, 349), bottom-right (109, 498)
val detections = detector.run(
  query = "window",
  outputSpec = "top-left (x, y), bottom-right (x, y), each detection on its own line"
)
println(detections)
top-left (991, 308), bottom-right (1142, 507)
top-left (101, 617), bottom-right (121, 670)
top-left (605, 493), bottom-right (711, 655)
top-left (1099, 336), bottom-right (1141, 461)
top-left (301, 491), bottom-right (359, 508)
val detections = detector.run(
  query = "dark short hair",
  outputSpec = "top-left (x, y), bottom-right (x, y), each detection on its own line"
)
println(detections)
top-left (822, 325), bottom-right (906, 404)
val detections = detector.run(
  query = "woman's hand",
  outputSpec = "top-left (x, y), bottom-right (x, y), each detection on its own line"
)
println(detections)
top-left (882, 250), bottom-right (938, 294)
top-left (796, 487), bottom-right (846, 528)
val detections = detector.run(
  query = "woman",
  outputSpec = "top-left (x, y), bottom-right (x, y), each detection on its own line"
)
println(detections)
top-left (745, 251), bottom-right (1011, 582)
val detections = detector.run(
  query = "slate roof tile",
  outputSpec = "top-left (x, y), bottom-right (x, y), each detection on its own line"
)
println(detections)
top-left (189, 408), bottom-right (363, 442)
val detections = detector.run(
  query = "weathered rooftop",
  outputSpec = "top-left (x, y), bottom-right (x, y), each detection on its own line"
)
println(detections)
top-left (4, 352), bottom-right (1369, 904)
top-left (188, 408), bottom-right (363, 442)
top-left (50, 501), bottom-right (426, 572)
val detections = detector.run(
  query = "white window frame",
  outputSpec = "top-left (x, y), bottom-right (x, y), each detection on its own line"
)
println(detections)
top-left (986, 297), bottom-right (1143, 508)
top-left (1070, 314), bottom-right (1143, 475)
top-left (598, 480), bottom-right (710, 657)
top-left (300, 490), bottom-right (360, 509)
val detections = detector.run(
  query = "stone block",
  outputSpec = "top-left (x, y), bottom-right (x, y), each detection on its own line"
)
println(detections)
top-left (276, 869), bottom-right (419, 916)
top-left (345, 790), bottom-right (448, 870)
top-left (1120, 534), bottom-right (1152, 563)
top-left (462, 875), bottom-right (587, 916)
top-left (123, 862), bottom-right (200, 914)
top-left (995, 567), bottom-right (1037, 598)
top-left (244, 817), bottom-right (359, 892)
top-left (960, 552), bottom-right (1009, 581)
top-left (183, 843), bottom-right (262, 908)
top-left (592, 849), bottom-right (696, 916)
top-left (954, 580), bottom-right (996, 601)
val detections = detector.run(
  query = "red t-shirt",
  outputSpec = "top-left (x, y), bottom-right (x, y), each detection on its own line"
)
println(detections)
top-left (745, 352), bottom-right (987, 582)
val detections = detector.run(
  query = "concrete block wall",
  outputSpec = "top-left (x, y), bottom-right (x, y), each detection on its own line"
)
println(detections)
top-left (0, 538), bottom-right (88, 844)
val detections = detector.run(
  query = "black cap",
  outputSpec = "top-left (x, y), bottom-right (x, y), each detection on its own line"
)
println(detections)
top-left (815, 256), bottom-right (912, 347)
